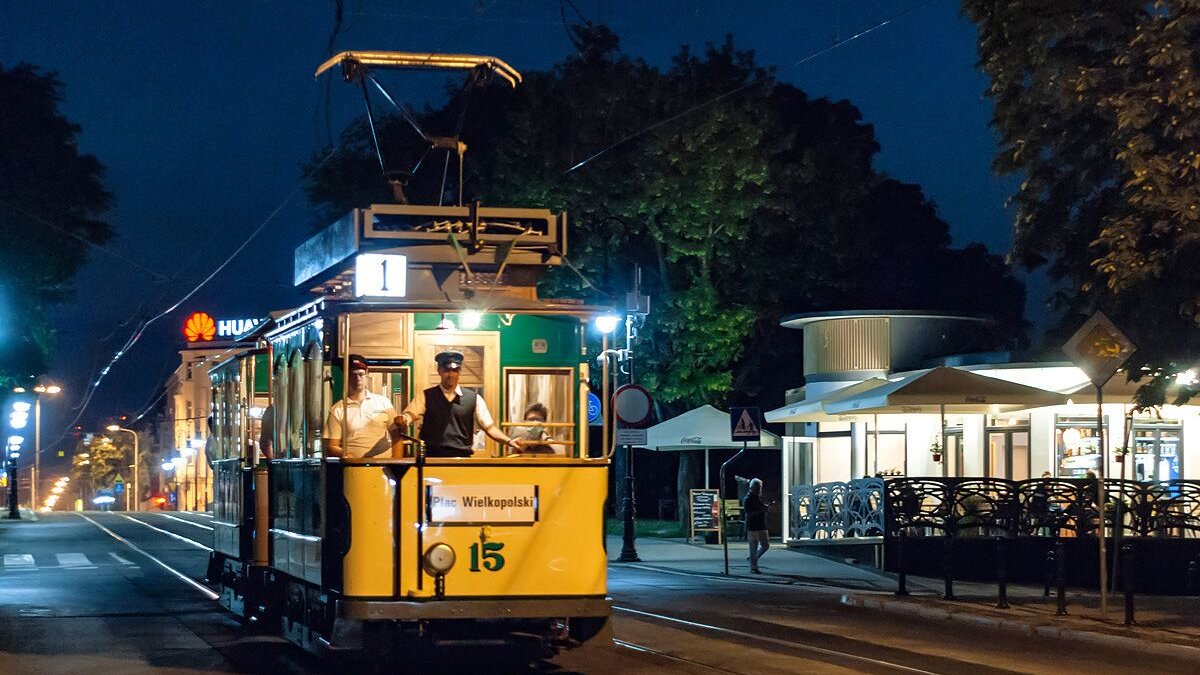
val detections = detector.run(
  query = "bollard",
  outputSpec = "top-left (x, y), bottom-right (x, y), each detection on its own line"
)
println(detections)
top-left (895, 529), bottom-right (909, 597)
top-left (1044, 546), bottom-right (1055, 597)
top-left (1123, 541), bottom-right (1136, 626)
top-left (942, 536), bottom-right (956, 601)
top-left (996, 536), bottom-right (1009, 609)
top-left (1055, 539), bottom-right (1068, 616)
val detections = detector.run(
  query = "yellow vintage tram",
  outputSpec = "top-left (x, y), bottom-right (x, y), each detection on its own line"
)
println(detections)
top-left (207, 201), bottom-right (613, 655)
top-left (204, 51), bottom-right (613, 656)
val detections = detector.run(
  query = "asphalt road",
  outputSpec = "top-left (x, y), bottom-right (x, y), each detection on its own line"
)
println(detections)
top-left (0, 512), bottom-right (1195, 674)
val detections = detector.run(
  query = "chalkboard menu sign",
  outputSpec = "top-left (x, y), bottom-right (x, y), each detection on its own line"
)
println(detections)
top-left (690, 489), bottom-right (721, 541)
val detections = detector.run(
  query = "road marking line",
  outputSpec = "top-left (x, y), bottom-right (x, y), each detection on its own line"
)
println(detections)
top-left (614, 606), bottom-right (946, 675)
top-left (118, 514), bottom-right (212, 551)
top-left (4, 554), bottom-right (35, 568)
top-left (56, 553), bottom-right (92, 567)
top-left (109, 552), bottom-right (136, 566)
top-left (76, 513), bottom-right (217, 600)
top-left (155, 512), bottom-right (214, 531)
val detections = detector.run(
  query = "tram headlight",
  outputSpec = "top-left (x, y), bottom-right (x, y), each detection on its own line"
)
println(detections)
top-left (423, 542), bottom-right (456, 576)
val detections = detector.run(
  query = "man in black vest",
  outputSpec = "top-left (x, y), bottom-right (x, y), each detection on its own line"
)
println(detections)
top-left (396, 350), bottom-right (520, 457)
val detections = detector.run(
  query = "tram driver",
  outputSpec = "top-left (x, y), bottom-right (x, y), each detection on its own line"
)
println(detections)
top-left (396, 350), bottom-right (520, 458)
top-left (324, 354), bottom-right (398, 458)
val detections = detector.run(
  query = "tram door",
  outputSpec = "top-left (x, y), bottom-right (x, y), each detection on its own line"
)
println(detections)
top-left (413, 331), bottom-right (500, 456)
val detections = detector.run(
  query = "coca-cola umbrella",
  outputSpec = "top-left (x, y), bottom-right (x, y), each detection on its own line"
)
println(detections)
top-left (635, 404), bottom-right (780, 488)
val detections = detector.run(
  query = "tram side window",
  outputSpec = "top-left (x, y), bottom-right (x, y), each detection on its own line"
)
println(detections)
top-left (504, 369), bottom-right (574, 456)
top-left (273, 356), bottom-right (289, 458)
top-left (289, 350), bottom-right (305, 457)
top-left (211, 385), bottom-right (225, 459)
top-left (305, 342), bottom-right (324, 456)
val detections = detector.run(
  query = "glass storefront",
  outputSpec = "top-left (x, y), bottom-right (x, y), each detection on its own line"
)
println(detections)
top-left (986, 415), bottom-right (1030, 480)
top-left (1055, 415), bottom-right (1107, 478)
top-left (1132, 420), bottom-right (1182, 482)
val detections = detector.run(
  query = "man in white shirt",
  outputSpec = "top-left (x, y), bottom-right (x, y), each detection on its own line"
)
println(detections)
top-left (398, 350), bottom-right (519, 457)
top-left (324, 354), bottom-right (397, 458)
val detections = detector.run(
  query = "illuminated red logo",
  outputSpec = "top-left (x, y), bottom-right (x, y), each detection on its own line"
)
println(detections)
top-left (183, 312), bottom-right (216, 342)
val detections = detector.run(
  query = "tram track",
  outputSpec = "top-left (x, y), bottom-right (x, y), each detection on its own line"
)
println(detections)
top-left (612, 605), bottom-right (949, 675)
top-left (72, 512), bottom-right (981, 674)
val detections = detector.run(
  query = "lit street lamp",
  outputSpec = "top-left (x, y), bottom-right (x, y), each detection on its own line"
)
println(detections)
top-left (22, 382), bottom-right (62, 512)
top-left (106, 424), bottom-right (139, 512)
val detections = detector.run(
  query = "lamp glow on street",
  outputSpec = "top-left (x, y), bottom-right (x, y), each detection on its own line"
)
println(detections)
top-left (593, 314), bottom-right (621, 334)
top-left (106, 424), bottom-right (120, 432)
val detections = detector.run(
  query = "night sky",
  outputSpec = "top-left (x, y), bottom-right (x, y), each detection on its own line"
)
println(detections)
top-left (0, 1), bottom-right (1043, 452)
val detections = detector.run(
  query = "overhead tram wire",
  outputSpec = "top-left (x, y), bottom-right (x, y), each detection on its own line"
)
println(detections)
top-left (562, 0), bottom-right (942, 176)
top-left (54, 1), bottom-right (506, 455)
top-left (45, 147), bottom-right (339, 453)
top-left (0, 198), bottom-right (169, 282)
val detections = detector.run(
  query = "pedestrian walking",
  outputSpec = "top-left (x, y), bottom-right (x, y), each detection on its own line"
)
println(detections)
top-left (744, 478), bottom-right (769, 573)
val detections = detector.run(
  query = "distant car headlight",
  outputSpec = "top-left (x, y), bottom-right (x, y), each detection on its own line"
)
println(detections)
top-left (423, 543), bottom-right (456, 575)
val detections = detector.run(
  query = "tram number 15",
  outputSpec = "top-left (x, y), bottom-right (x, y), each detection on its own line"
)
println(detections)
top-left (469, 542), bottom-right (506, 572)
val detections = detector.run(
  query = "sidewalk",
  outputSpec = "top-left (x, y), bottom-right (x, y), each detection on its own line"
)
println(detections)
top-left (608, 535), bottom-right (1200, 659)
top-left (607, 535), bottom-right (897, 591)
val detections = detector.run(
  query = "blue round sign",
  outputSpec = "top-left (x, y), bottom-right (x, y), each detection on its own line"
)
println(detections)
top-left (587, 392), bottom-right (602, 423)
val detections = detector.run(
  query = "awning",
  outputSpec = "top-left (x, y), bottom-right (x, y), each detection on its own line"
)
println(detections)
top-left (824, 366), bottom-right (1066, 416)
top-left (763, 378), bottom-right (889, 423)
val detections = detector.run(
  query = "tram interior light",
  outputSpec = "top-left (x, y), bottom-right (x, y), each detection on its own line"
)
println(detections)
top-left (180, 446), bottom-right (195, 457)
top-left (11, 401), bottom-right (30, 413)
top-left (171, 457), bottom-right (186, 471)
top-left (7, 435), bottom-right (23, 446)
top-left (436, 313), bottom-right (455, 331)
top-left (93, 495), bottom-right (116, 506)
top-left (593, 314), bottom-right (621, 334)
top-left (460, 310), bottom-right (483, 330)
top-left (162, 460), bottom-right (176, 472)
top-left (248, 406), bottom-right (265, 419)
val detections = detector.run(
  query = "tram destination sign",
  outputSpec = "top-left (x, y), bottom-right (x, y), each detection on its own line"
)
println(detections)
top-left (427, 484), bottom-right (538, 524)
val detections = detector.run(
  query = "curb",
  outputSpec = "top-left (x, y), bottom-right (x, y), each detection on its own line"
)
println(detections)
top-left (841, 593), bottom-right (1200, 661)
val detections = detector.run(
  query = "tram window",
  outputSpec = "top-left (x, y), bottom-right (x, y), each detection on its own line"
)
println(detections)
top-left (212, 385), bottom-right (225, 459)
top-left (222, 380), bottom-right (238, 460)
top-left (504, 369), bottom-right (574, 456)
top-left (305, 342), bottom-right (324, 455)
top-left (289, 350), bottom-right (305, 457)
top-left (273, 356), bottom-right (289, 458)
top-left (367, 369), bottom-right (409, 413)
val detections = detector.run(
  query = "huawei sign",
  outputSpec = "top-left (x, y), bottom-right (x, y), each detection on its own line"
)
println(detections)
top-left (183, 312), bottom-right (217, 342)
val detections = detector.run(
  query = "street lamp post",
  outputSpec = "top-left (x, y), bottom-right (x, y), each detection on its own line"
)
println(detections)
top-left (107, 425), bottom-right (138, 512)
top-left (30, 384), bottom-right (62, 512)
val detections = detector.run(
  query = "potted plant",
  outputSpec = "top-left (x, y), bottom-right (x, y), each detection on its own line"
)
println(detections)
top-left (929, 440), bottom-right (943, 463)
top-left (1114, 446), bottom-right (1128, 463)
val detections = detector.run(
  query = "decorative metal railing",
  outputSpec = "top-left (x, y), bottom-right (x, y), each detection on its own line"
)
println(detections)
top-left (788, 478), bottom-right (1200, 540)
top-left (790, 478), bottom-right (885, 539)
top-left (884, 478), bottom-right (1200, 539)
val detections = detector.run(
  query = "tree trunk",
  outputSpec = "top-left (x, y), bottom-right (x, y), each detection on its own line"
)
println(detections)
top-left (677, 450), bottom-right (704, 529)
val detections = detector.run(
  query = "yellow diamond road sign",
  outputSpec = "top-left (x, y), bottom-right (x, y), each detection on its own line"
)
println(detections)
top-left (1063, 311), bottom-right (1136, 387)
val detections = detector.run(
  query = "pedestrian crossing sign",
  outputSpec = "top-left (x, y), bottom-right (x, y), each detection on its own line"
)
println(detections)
top-left (730, 406), bottom-right (762, 442)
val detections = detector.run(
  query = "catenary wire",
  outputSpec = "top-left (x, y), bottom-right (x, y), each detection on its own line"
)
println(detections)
top-left (563, 0), bottom-right (942, 175)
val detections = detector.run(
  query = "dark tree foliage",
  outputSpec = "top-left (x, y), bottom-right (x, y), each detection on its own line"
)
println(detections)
top-left (964, 0), bottom-right (1200, 406)
top-left (305, 27), bottom-right (1025, 412)
top-left (0, 64), bottom-right (113, 385)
